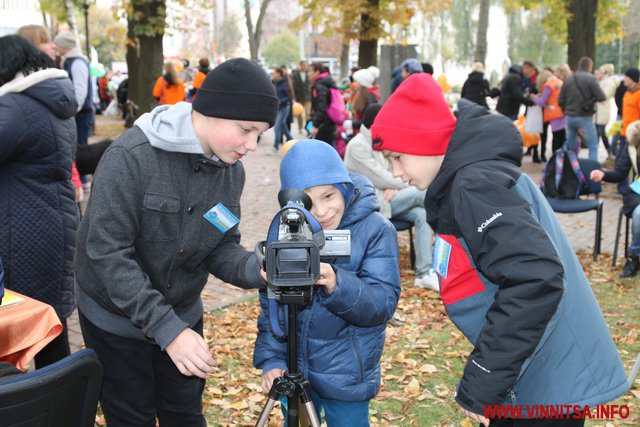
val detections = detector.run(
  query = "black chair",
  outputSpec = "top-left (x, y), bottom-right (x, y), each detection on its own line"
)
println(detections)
top-left (612, 206), bottom-right (632, 267)
top-left (389, 218), bottom-right (415, 269)
top-left (0, 348), bottom-right (103, 427)
top-left (545, 158), bottom-right (603, 261)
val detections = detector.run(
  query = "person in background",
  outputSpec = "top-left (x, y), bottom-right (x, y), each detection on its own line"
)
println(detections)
top-left (190, 57), bottom-right (210, 100)
top-left (595, 64), bottom-right (617, 160)
top-left (558, 56), bottom-right (606, 161)
top-left (272, 66), bottom-right (293, 154)
top-left (53, 31), bottom-right (95, 187)
top-left (590, 120), bottom-right (640, 278)
top-left (152, 60), bottom-right (186, 105)
top-left (421, 62), bottom-right (434, 75)
top-left (351, 68), bottom-right (380, 121)
top-left (461, 62), bottom-right (490, 109)
top-left (494, 65), bottom-right (534, 120)
top-left (17, 24), bottom-right (57, 62)
top-left (308, 62), bottom-right (338, 146)
top-left (75, 58), bottom-right (277, 426)
top-left (391, 58), bottom-right (422, 93)
top-left (532, 69), bottom-right (565, 162)
top-left (292, 60), bottom-right (311, 133)
top-left (0, 34), bottom-right (79, 367)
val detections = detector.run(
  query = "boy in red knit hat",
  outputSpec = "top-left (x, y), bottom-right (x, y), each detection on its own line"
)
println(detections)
top-left (371, 74), bottom-right (627, 427)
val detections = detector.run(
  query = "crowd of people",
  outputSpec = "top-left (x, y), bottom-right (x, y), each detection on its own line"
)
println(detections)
top-left (0, 23), bottom-right (637, 427)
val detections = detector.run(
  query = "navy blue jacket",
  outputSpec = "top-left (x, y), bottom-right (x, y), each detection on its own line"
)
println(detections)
top-left (253, 173), bottom-right (401, 401)
top-left (0, 70), bottom-right (79, 318)
top-left (274, 77), bottom-right (291, 108)
top-left (427, 100), bottom-right (628, 414)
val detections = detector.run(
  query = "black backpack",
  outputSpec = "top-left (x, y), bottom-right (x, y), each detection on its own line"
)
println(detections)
top-left (541, 149), bottom-right (587, 199)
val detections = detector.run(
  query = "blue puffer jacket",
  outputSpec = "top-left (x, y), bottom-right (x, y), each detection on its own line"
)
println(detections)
top-left (254, 141), bottom-right (401, 402)
top-left (0, 69), bottom-right (79, 319)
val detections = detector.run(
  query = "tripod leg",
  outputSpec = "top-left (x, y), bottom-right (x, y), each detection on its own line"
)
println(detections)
top-left (298, 378), bottom-right (321, 427)
top-left (255, 397), bottom-right (279, 427)
top-left (256, 377), bottom-right (291, 427)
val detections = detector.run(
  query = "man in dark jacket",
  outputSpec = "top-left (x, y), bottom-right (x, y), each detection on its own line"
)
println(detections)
top-left (558, 56), bottom-right (606, 160)
top-left (371, 74), bottom-right (628, 426)
top-left (308, 62), bottom-right (337, 146)
top-left (292, 60), bottom-right (311, 132)
top-left (494, 65), bottom-right (534, 120)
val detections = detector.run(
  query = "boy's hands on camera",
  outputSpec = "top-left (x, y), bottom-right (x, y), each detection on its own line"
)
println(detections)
top-left (316, 263), bottom-right (337, 294)
top-left (262, 368), bottom-right (285, 393)
top-left (166, 328), bottom-right (218, 379)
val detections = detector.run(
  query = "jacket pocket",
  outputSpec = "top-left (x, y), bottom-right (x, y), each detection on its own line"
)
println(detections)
top-left (141, 193), bottom-right (180, 242)
top-left (349, 329), bottom-right (364, 384)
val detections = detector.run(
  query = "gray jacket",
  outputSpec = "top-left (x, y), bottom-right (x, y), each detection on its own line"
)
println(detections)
top-left (75, 102), bottom-right (265, 350)
top-left (558, 71), bottom-right (606, 117)
top-left (343, 126), bottom-right (406, 218)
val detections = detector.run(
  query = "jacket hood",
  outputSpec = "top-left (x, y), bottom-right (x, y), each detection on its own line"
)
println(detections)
top-left (428, 99), bottom-right (522, 204)
top-left (340, 172), bottom-right (379, 228)
top-left (134, 102), bottom-right (206, 156)
top-left (0, 69), bottom-right (77, 119)
top-left (467, 71), bottom-right (486, 82)
top-left (508, 65), bottom-right (523, 77)
top-left (314, 74), bottom-right (337, 89)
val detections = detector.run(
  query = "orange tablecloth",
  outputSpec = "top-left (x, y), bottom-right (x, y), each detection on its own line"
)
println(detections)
top-left (0, 290), bottom-right (62, 370)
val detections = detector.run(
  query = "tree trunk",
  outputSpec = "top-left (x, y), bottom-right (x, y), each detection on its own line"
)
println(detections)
top-left (63, 0), bottom-right (79, 36)
top-left (474, 0), bottom-right (490, 65)
top-left (126, 0), bottom-right (165, 120)
top-left (567, 0), bottom-right (597, 69)
top-left (340, 39), bottom-right (350, 79)
top-left (244, 0), bottom-right (271, 61)
top-left (243, 0), bottom-right (257, 60)
top-left (358, 0), bottom-right (379, 67)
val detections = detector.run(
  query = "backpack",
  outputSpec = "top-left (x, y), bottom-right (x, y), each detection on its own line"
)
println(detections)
top-left (541, 149), bottom-right (587, 199)
top-left (326, 86), bottom-right (348, 125)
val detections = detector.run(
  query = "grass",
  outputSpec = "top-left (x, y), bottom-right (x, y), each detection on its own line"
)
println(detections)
top-left (201, 250), bottom-right (639, 426)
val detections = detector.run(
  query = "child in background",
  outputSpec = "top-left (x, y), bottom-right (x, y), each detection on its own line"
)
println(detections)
top-left (371, 73), bottom-right (627, 427)
top-left (254, 140), bottom-right (401, 426)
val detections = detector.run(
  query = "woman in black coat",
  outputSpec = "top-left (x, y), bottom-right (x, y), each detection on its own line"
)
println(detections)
top-left (0, 35), bottom-right (79, 367)
top-left (461, 62), bottom-right (491, 109)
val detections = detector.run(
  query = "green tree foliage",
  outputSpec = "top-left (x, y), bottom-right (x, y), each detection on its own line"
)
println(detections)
top-left (507, 7), bottom-right (566, 67)
top-left (218, 15), bottom-right (242, 58)
top-left (84, 6), bottom-right (127, 66)
top-left (450, 0), bottom-right (477, 65)
top-left (263, 31), bottom-right (300, 67)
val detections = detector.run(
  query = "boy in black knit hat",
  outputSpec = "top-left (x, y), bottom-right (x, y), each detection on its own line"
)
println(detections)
top-left (75, 58), bottom-right (278, 426)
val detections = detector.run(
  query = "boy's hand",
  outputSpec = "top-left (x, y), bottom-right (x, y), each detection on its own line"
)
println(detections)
top-left (166, 328), bottom-right (218, 379)
top-left (590, 169), bottom-right (605, 182)
top-left (316, 263), bottom-right (337, 294)
top-left (383, 188), bottom-right (398, 202)
top-left (262, 368), bottom-right (285, 393)
top-left (459, 405), bottom-right (490, 427)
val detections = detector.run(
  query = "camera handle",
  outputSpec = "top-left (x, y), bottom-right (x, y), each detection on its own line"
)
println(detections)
top-left (255, 303), bottom-right (321, 427)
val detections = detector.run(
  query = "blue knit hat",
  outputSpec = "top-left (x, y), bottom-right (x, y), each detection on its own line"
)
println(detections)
top-left (280, 140), bottom-right (354, 204)
top-left (401, 58), bottom-right (422, 75)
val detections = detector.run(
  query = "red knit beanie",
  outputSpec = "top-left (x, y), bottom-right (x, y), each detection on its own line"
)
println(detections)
top-left (371, 73), bottom-right (456, 155)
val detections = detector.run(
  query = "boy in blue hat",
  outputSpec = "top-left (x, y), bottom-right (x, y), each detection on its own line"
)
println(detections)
top-left (253, 140), bottom-right (401, 426)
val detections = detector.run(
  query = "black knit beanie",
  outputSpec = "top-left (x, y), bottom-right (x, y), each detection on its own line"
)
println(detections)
top-left (625, 67), bottom-right (639, 84)
top-left (192, 58), bottom-right (278, 127)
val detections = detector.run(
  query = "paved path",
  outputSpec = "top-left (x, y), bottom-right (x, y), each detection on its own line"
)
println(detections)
top-left (68, 122), bottom-right (625, 352)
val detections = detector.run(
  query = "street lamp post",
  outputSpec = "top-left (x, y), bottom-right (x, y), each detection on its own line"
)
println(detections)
top-left (83, 1), bottom-right (90, 57)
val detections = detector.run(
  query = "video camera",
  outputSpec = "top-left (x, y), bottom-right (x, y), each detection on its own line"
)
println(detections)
top-left (261, 189), bottom-right (350, 305)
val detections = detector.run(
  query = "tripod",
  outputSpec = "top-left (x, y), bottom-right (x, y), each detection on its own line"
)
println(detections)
top-left (256, 290), bottom-right (321, 427)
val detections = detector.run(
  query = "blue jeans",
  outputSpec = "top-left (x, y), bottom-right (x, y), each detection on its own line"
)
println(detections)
top-left (630, 204), bottom-right (640, 256)
top-left (282, 389), bottom-right (370, 427)
top-left (390, 186), bottom-right (433, 276)
top-left (76, 110), bottom-right (94, 183)
top-left (274, 104), bottom-right (293, 150)
top-left (564, 115), bottom-right (598, 160)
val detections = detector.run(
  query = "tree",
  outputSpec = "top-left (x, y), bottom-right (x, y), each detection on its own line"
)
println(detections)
top-left (121, 0), bottom-right (166, 117)
top-left (86, 5), bottom-right (127, 67)
top-left (263, 31), bottom-right (300, 67)
top-left (292, 0), bottom-right (447, 68)
top-left (506, 0), bottom-right (626, 69)
top-left (474, 0), bottom-right (490, 64)
top-left (218, 15), bottom-right (243, 59)
top-left (244, 0), bottom-right (272, 61)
